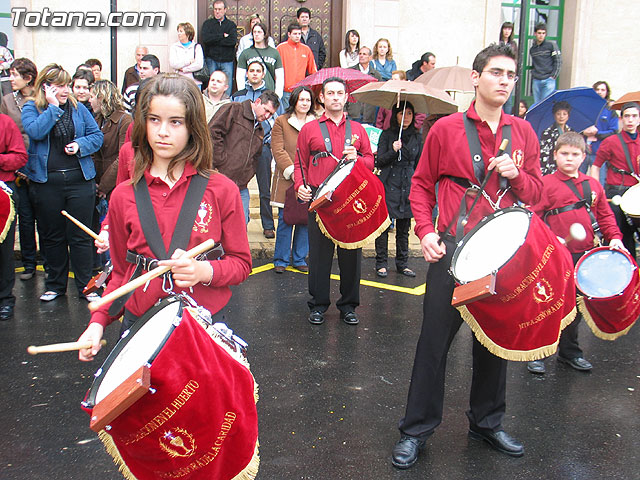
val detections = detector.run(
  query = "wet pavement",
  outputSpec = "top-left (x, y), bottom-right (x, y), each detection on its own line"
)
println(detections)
top-left (1, 259), bottom-right (639, 480)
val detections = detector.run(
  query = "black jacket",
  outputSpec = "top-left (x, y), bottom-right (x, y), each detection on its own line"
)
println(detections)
top-left (530, 39), bottom-right (561, 80)
top-left (406, 59), bottom-right (424, 81)
top-left (301, 28), bottom-right (326, 69)
top-left (201, 16), bottom-right (237, 62)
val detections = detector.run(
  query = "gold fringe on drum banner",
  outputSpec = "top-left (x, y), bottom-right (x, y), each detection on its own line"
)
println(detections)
top-left (0, 194), bottom-right (15, 244)
top-left (315, 214), bottom-right (391, 250)
top-left (577, 296), bottom-right (636, 341)
top-left (456, 305), bottom-right (577, 361)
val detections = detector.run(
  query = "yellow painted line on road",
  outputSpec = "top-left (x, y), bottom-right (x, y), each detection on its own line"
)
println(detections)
top-left (253, 263), bottom-right (425, 296)
top-left (15, 265), bottom-right (75, 278)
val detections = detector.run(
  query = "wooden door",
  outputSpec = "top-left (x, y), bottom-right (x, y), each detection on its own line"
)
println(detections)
top-left (197, 0), bottom-right (342, 68)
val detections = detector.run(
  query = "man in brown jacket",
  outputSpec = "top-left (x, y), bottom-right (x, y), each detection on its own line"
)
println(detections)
top-left (209, 90), bottom-right (279, 223)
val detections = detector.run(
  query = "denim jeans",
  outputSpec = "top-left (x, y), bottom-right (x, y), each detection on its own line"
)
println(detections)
top-left (273, 208), bottom-right (309, 267)
top-left (280, 92), bottom-right (291, 111)
top-left (205, 58), bottom-right (233, 97)
top-left (239, 187), bottom-right (250, 224)
top-left (532, 77), bottom-right (556, 104)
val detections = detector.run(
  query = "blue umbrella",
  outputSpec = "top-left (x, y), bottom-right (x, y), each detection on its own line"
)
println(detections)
top-left (525, 87), bottom-right (607, 138)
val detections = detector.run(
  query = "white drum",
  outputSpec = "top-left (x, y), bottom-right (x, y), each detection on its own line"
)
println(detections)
top-left (619, 183), bottom-right (640, 218)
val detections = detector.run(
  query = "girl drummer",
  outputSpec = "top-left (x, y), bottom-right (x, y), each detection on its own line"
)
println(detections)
top-left (77, 74), bottom-right (252, 361)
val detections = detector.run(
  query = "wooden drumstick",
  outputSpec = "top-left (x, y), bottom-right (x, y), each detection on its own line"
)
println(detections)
top-left (561, 223), bottom-right (587, 245)
top-left (27, 339), bottom-right (107, 355)
top-left (88, 238), bottom-right (216, 312)
top-left (61, 210), bottom-right (101, 241)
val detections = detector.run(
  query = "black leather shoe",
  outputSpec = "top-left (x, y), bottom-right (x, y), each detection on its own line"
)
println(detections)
top-left (469, 427), bottom-right (524, 457)
top-left (340, 311), bottom-right (359, 325)
top-left (558, 356), bottom-right (592, 371)
top-left (0, 305), bottom-right (14, 321)
top-left (527, 360), bottom-right (546, 374)
top-left (308, 311), bottom-right (324, 325)
top-left (391, 435), bottom-right (425, 469)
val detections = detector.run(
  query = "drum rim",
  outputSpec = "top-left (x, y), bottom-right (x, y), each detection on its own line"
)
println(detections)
top-left (312, 159), bottom-right (355, 202)
top-left (450, 206), bottom-right (532, 284)
top-left (85, 296), bottom-right (184, 408)
top-left (574, 246), bottom-right (636, 298)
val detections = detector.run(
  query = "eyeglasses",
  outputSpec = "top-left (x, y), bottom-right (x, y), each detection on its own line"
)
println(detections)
top-left (482, 68), bottom-right (518, 82)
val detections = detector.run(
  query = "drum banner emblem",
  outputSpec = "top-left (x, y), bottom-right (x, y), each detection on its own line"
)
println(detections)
top-left (160, 427), bottom-right (196, 458)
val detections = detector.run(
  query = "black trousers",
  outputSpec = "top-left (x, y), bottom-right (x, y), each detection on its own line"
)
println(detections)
top-left (32, 170), bottom-right (95, 294)
top-left (374, 218), bottom-right (411, 270)
top-left (399, 238), bottom-right (507, 438)
top-left (558, 251), bottom-right (586, 359)
top-left (15, 180), bottom-right (42, 272)
top-left (256, 144), bottom-right (274, 231)
top-left (0, 181), bottom-right (17, 307)
top-left (307, 210), bottom-right (361, 313)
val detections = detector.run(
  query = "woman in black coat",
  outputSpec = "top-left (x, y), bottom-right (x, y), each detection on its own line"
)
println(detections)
top-left (374, 101), bottom-right (422, 277)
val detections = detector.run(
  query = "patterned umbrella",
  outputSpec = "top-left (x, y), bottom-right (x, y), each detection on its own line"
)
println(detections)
top-left (415, 66), bottom-right (475, 93)
top-left (351, 80), bottom-right (458, 115)
top-left (290, 67), bottom-right (379, 103)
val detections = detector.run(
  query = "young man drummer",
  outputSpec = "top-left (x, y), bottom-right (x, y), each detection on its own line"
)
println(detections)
top-left (527, 132), bottom-right (624, 375)
top-left (391, 44), bottom-right (543, 469)
top-left (77, 74), bottom-right (252, 361)
top-left (295, 77), bottom-right (374, 326)
top-left (591, 102), bottom-right (640, 256)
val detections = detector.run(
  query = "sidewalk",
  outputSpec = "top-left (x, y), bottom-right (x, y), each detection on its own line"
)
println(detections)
top-left (246, 177), bottom-right (422, 259)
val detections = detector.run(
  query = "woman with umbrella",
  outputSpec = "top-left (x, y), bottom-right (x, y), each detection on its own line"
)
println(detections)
top-left (539, 100), bottom-right (573, 175)
top-left (374, 101), bottom-right (421, 278)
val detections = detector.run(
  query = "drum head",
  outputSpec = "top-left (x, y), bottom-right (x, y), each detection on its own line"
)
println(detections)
top-left (86, 297), bottom-right (183, 407)
top-left (315, 161), bottom-right (355, 199)
top-left (619, 183), bottom-right (640, 217)
top-left (451, 207), bottom-right (531, 283)
top-left (575, 248), bottom-right (635, 298)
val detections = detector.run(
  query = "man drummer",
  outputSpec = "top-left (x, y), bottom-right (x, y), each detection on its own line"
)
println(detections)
top-left (391, 44), bottom-right (543, 469)
top-left (295, 77), bottom-right (374, 326)
top-left (527, 132), bottom-right (624, 375)
top-left (591, 102), bottom-right (640, 257)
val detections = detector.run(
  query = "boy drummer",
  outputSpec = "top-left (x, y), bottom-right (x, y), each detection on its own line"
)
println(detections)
top-left (527, 132), bottom-right (624, 374)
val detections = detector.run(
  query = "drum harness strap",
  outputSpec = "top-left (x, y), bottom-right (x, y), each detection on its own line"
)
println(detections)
top-left (544, 179), bottom-right (603, 243)
top-left (108, 175), bottom-right (224, 316)
top-left (310, 117), bottom-right (352, 166)
top-left (440, 113), bottom-right (512, 242)
top-left (607, 133), bottom-right (640, 184)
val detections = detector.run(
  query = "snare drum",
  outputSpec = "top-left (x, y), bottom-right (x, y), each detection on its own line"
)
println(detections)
top-left (575, 246), bottom-right (640, 340)
top-left (451, 207), bottom-right (576, 361)
top-left (311, 160), bottom-right (390, 249)
top-left (82, 297), bottom-right (259, 480)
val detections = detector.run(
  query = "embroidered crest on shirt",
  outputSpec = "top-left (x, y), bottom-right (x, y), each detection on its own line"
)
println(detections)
top-left (194, 202), bottom-right (212, 233)
top-left (512, 149), bottom-right (524, 169)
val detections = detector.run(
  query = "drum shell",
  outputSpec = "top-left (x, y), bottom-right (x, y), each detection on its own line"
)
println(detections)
top-left (87, 307), bottom-right (258, 480)
top-left (454, 208), bottom-right (577, 361)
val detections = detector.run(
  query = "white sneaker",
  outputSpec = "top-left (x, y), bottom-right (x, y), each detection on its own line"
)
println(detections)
top-left (83, 292), bottom-right (101, 302)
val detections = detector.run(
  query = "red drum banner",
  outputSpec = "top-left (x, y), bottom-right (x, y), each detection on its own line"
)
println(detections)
top-left (315, 160), bottom-right (390, 249)
top-left (452, 208), bottom-right (576, 361)
top-left (0, 182), bottom-right (15, 243)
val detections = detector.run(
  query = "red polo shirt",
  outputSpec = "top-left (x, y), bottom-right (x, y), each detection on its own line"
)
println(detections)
top-left (294, 113), bottom-right (374, 190)
top-left (410, 102), bottom-right (543, 240)
top-left (90, 164), bottom-right (252, 328)
top-left (0, 114), bottom-right (27, 182)
top-left (531, 171), bottom-right (621, 253)
top-left (594, 130), bottom-right (640, 187)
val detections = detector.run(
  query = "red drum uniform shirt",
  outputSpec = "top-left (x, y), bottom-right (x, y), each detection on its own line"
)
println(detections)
top-left (532, 171), bottom-right (622, 253)
top-left (594, 131), bottom-right (640, 187)
top-left (410, 102), bottom-right (543, 239)
top-left (294, 113), bottom-right (374, 190)
top-left (91, 164), bottom-right (252, 328)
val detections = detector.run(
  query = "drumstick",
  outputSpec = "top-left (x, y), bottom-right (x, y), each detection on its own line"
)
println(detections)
top-left (27, 339), bottom-right (107, 355)
top-left (88, 238), bottom-right (216, 312)
top-left (61, 210), bottom-right (100, 241)
top-left (296, 148), bottom-right (308, 189)
top-left (562, 223), bottom-right (587, 245)
top-left (609, 195), bottom-right (622, 206)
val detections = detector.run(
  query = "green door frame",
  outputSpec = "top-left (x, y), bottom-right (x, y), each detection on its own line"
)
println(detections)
top-left (501, 0), bottom-right (564, 104)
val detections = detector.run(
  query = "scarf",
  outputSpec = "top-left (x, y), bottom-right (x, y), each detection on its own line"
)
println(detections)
top-left (52, 100), bottom-right (75, 147)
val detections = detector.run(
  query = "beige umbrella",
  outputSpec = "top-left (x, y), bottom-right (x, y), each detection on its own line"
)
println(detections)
top-left (351, 80), bottom-right (458, 115)
top-left (610, 91), bottom-right (640, 110)
top-left (415, 65), bottom-right (475, 93)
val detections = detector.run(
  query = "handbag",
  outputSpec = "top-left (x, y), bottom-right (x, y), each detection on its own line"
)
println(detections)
top-left (283, 185), bottom-right (308, 226)
top-left (192, 44), bottom-right (210, 84)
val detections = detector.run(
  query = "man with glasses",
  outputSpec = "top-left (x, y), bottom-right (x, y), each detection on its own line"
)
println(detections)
top-left (530, 23), bottom-right (561, 103)
top-left (391, 43), bottom-right (543, 469)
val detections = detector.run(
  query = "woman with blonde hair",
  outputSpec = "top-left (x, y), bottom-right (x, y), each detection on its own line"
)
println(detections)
top-left (89, 80), bottom-right (132, 198)
top-left (169, 22), bottom-right (204, 84)
top-left (372, 38), bottom-right (397, 81)
top-left (21, 63), bottom-right (103, 302)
